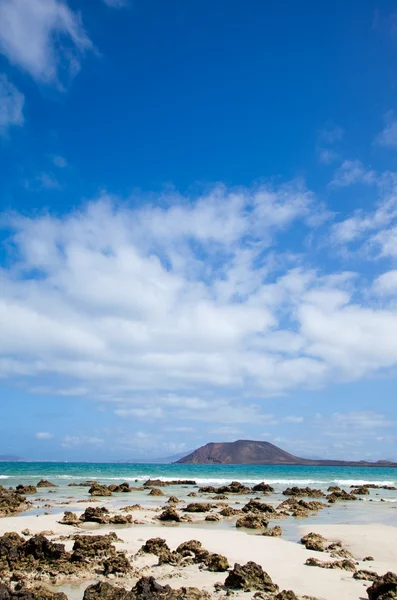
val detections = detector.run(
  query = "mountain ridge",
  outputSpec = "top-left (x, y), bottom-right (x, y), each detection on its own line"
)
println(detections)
top-left (176, 440), bottom-right (397, 466)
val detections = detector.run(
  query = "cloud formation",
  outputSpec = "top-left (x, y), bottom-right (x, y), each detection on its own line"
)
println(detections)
top-left (1, 178), bottom-right (397, 431)
top-left (0, 0), bottom-right (92, 86)
top-left (0, 73), bottom-right (24, 134)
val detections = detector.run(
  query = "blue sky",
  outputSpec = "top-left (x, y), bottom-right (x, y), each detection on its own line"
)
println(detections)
top-left (1, 0), bottom-right (397, 462)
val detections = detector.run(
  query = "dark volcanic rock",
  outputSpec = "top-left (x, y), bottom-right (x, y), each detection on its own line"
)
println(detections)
top-left (72, 534), bottom-right (116, 559)
top-left (367, 572), bottom-right (397, 599)
top-left (0, 583), bottom-right (67, 600)
top-left (83, 582), bottom-right (128, 600)
top-left (351, 486), bottom-right (370, 495)
top-left (84, 577), bottom-right (210, 600)
top-left (242, 499), bottom-right (276, 515)
top-left (109, 483), bottom-right (131, 493)
top-left (225, 562), bottom-right (279, 593)
top-left (205, 514), bottom-right (220, 522)
top-left (88, 484), bottom-right (112, 497)
top-left (103, 553), bottom-right (131, 575)
top-left (353, 570), bottom-right (378, 581)
top-left (275, 592), bottom-right (299, 600)
top-left (140, 538), bottom-right (169, 556)
top-left (252, 482), bottom-right (275, 493)
top-left (219, 506), bottom-right (241, 517)
top-left (183, 503), bottom-right (212, 513)
top-left (305, 557), bottom-right (357, 571)
top-left (158, 507), bottom-right (181, 522)
top-left (143, 479), bottom-right (196, 487)
top-left (300, 532), bottom-right (327, 552)
top-left (80, 506), bottom-right (110, 523)
top-left (167, 496), bottom-right (180, 504)
top-left (37, 480), bottom-right (57, 488)
top-left (149, 488), bottom-right (164, 497)
top-left (22, 535), bottom-right (66, 561)
top-left (0, 488), bottom-right (30, 517)
top-left (236, 514), bottom-right (268, 529)
top-left (59, 511), bottom-right (80, 526)
top-left (282, 487), bottom-right (325, 498)
top-left (109, 514), bottom-right (132, 525)
top-left (16, 485), bottom-right (37, 495)
top-left (326, 490), bottom-right (357, 503)
top-left (262, 525), bottom-right (282, 537)
top-left (205, 553), bottom-right (229, 572)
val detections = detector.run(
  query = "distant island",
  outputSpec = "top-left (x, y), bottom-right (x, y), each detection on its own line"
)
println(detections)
top-left (0, 455), bottom-right (23, 462)
top-left (176, 440), bottom-right (397, 466)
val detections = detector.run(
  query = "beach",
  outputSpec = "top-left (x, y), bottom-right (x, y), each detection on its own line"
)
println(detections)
top-left (0, 463), bottom-right (396, 600)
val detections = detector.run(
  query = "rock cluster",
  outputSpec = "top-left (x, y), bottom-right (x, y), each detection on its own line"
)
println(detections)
top-left (366, 571), bottom-right (397, 599)
top-left (198, 481), bottom-right (250, 494)
top-left (0, 583), bottom-right (67, 600)
top-left (37, 481), bottom-right (57, 488)
top-left (83, 576), bottom-right (210, 600)
top-left (236, 514), bottom-right (269, 529)
top-left (143, 480), bottom-right (196, 487)
top-left (157, 507), bottom-right (181, 522)
top-left (282, 487), bottom-right (325, 498)
top-left (0, 488), bottom-right (31, 517)
top-left (183, 503), bottom-right (212, 513)
top-left (305, 557), bottom-right (357, 571)
top-left (225, 562), bottom-right (279, 593)
top-left (60, 507), bottom-right (132, 526)
top-left (139, 538), bottom-right (229, 572)
top-left (0, 531), bottom-right (131, 584)
top-left (242, 499), bottom-right (276, 515)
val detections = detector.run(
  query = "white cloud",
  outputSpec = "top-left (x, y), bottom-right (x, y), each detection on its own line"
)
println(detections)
top-left (25, 173), bottom-right (61, 191)
top-left (373, 270), bottom-right (397, 295)
top-left (330, 160), bottom-right (376, 188)
top-left (52, 155), bottom-right (67, 168)
top-left (331, 172), bottom-right (397, 246)
top-left (0, 0), bottom-right (92, 86)
top-left (316, 125), bottom-right (343, 165)
top-left (318, 125), bottom-right (344, 144)
top-left (102, 0), bottom-right (128, 6)
top-left (61, 435), bottom-right (104, 447)
top-left (35, 431), bottom-right (53, 439)
top-left (0, 73), bottom-right (24, 134)
top-left (284, 416), bottom-right (304, 423)
top-left (318, 149), bottom-right (339, 165)
top-left (1, 181), bottom-right (397, 426)
top-left (376, 112), bottom-right (397, 148)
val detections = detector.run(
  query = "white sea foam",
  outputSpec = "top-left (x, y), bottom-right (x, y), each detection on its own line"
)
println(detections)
top-left (0, 475), bottom-right (9, 479)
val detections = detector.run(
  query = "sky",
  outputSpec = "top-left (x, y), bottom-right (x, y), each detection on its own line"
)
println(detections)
top-left (1, 0), bottom-right (397, 462)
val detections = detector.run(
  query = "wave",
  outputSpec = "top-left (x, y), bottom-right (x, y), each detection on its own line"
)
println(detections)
top-left (2, 474), bottom-right (395, 486)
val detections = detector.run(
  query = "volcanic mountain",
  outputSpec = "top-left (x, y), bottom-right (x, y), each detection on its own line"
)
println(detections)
top-left (176, 440), bottom-right (397, 466)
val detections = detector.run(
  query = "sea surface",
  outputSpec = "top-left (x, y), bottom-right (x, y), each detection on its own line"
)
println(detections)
top-left (1, 462), bottom-right (397, 489)
top-left (1, 462), bottom-right (397, 538)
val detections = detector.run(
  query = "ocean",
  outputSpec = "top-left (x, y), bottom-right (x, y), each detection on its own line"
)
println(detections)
top-left (1, 462), bottom-right (397, 489)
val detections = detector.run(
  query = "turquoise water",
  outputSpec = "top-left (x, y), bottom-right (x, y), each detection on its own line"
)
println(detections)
top-left (1, 462), bottom-right (397, 488)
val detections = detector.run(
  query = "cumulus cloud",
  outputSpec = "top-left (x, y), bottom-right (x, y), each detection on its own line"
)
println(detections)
top-left (1, 180), bottom-right (397, 429)
top-left (35, 431), bottom-right (53, 439)
top-left (376, 112), bottom-right (397, 148)
top-left (316, 124), bottom-right (343, 164)
top-left (330, 160), bottom-right (376, 187)
top-left (0, 0), bottom-right (92, 86)
top-left (331, 172), bottom-right (397, 254)
top-left (51, 155), bottom-right (67, 168)
top-left (0, 73), bottom-right (24, 134)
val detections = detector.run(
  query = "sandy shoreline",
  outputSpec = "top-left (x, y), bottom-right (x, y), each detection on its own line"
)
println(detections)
top-left (0, 508), bottom-right (396, 599)
top-left (1, 479), bottom-right (396, 600)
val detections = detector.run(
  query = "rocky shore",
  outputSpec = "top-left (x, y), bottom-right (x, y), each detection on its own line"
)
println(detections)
top-left (0, 479), bottom-right (396, 600)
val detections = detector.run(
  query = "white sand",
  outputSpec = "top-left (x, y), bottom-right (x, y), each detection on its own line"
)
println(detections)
top-left (2, 511), bottom-right (396, 599)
